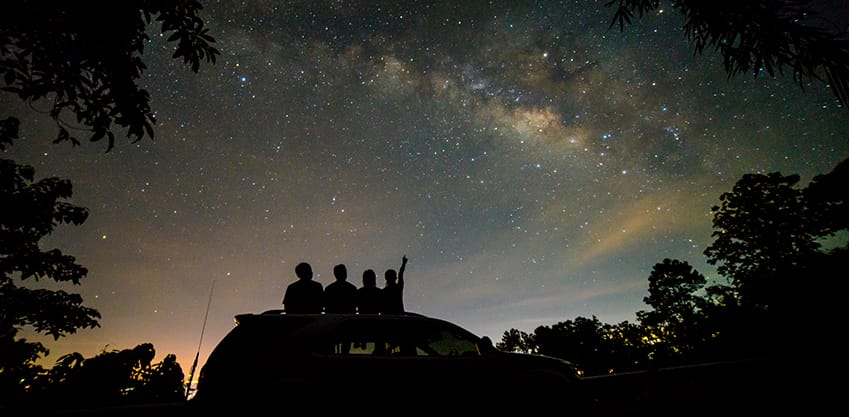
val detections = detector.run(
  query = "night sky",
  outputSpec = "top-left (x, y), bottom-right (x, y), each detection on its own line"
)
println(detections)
top-left (7, 0), bottom-right (849, 378)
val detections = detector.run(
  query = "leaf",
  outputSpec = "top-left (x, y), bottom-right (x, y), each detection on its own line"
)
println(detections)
top-left (53, 126), bottom-right (70, 144)
top-left (143, 119), bottom-right (154, 139)
top-left (89, 129), bottom-right (105, 143)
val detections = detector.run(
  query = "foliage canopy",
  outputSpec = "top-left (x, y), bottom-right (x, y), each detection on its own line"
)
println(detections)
top-left (0, 158), bottom-right (100, 404)
top-left (606, 0), bottom-right (849, 107)
top-left (500, 156), bottom-right (848, 375)
top-left (0, 0), bottom-right (219, 151)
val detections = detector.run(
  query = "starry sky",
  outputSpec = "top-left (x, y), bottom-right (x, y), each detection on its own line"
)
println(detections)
top-left (6, 0), bottom-right (849, 377)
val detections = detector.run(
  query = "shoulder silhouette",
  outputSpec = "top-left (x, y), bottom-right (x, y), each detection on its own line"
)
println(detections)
top-left (381, 255), bottom-right (408, 314)
top-left (356, 269), bottom-right (382, 314)
top-left (282, 262), bottom-right (323, 314)
top-left (324, 264), bottom-right (358, 313)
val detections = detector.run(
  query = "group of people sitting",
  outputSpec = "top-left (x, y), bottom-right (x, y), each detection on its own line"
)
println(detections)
top-left (282, 255), bottom-right (408, 314)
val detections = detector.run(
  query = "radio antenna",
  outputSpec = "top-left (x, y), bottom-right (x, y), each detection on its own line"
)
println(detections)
top-left (185, 279), bottom-right (215, 400)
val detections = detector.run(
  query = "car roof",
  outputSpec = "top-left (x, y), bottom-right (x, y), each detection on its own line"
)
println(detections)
top-left (226, 310), bottom-right (471, 345)
top-left (204, 310), bottom-right (483, 362)
top-left (235, 309), bottom-right (431, 324)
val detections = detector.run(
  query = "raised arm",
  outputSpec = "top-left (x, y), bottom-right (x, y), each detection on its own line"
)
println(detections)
top-left (399, 255), bottom-right (408, 289)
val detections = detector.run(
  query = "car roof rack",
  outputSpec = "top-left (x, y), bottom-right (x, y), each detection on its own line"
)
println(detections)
top-left (247, 310), bottom-right (427, 317)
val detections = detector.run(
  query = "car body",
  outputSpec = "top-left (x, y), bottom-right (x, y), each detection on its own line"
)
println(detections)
top-left (193, 310), bottom-right (580, 415)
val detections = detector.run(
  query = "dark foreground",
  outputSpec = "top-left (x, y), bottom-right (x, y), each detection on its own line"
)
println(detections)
top-left (29, 345), bottom-right (847, 417)
top-left (580, 345), bottom-right (845, 416)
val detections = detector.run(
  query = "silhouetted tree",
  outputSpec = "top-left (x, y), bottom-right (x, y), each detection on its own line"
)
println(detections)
top-left (605, 320), bottom-right (652, 372)
top-left (1, 0), bottom-right (219, 151)
top-left (804, 156), bottom-right (849, 237)
top-left (500, 318), bottom-right (651, 375)
top-left (37, 343), bottom-right (185, 410)
top-left (500, 158), bottom-right (849, 375)
top-left (692, 281), bottom-right (754, 359)
top-left (636, 258), bottom-right (708, 363)
top-left (605, 0), bottom-right (849, 107)
top-left (135, 353), bottom-right (185, 403)
top-left (793, 156), bottom-right (848, 341)
top-left (703, 172), bottom-right (818, 313)
top-left (497, 328), bottom-right (537, 354)
top-left (0, 159), bottom-right (99, 407)
top-left (702, 158), bottom-right (848, 355)
top-left (1, 2), bottom-right (218, 408)
top-left (533, 316), bottom-right (643, 376)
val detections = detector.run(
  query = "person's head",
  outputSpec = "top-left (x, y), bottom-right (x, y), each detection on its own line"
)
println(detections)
top-left (384, 269), bottom-right (397, 285)
top-left (295, 262), bottom-right (313, 280)
top-left (334, 264), bottom-right (347, 281)
top-left (362, 269), bottom-right (376, 287)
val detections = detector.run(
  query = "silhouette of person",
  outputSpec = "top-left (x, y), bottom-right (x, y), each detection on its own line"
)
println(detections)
top-left (356, 269), bottom-right (382, 314)
top-left (324, 264), bottom-right (358, 313)
top-left (282, 262), bottom-right (323, 314)
top-left (381, 255), bottom-right (407, 314)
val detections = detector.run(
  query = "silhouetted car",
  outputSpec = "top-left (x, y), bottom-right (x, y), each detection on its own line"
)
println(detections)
top-left (193, 311), bottom-right (580, 416)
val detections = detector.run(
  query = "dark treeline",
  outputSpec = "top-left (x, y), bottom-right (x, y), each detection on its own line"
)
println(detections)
top-left (25, 344), bottom-right (185, 409)
top-left (1, 2), bottom-right (218, 413)
top-left (0, 157), bottom-right (189, 413)
top-left (498, 157), bottom-right (849, 376)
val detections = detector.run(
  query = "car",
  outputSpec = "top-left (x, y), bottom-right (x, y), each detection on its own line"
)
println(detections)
top-left (192, 310), bottom-right (581, 416)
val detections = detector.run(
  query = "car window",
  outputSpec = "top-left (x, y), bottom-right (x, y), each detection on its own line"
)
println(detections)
top-left (325, 317), bottom-right (481, 357)
top-left (420, 328), bottom-right (480, 357)
top-left (329, 331), bottom-right (426, 356)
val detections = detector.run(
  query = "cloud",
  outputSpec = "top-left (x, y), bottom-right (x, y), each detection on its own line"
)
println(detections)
top-left (565, 184), bottom-right (714, 268)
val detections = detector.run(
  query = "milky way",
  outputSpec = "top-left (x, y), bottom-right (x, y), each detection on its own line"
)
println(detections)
top-left (6, 0), bottom-right (848, 374)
